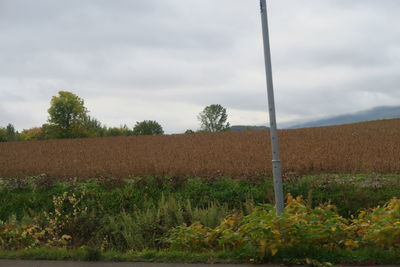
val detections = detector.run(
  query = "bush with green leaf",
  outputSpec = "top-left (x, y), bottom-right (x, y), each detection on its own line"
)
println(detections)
top-left (349, 197), bottom-right (400, 249)
top-left (163, 195), bottom-right (400, 262)
top-left (0, 216), bottom-right (37, 250)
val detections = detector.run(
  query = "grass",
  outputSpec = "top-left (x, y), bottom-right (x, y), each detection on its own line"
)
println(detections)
top-left (0, 248), bottom-right (240, 263)
top-left (0, 247), bottom-right (399, 265)
top-left (277, 247), bottom-right (400, 265)
top-left (1, 173), bottom-right (400, 221)
top-left (284, 173), bottom-right (400, 216)
top-left (1, 174), bottom-right (400, 264)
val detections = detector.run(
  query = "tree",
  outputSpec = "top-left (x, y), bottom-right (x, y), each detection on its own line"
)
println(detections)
top-left (0, 124), bottom-right (18, 142)
top-left (83, 116), bottom-right (107, 137)
top-left (133, 120), bottom-right (164, 136)
top-left (0, 127), bottom-right (6, 142)
top-left (106, 125), bottom-right (134, 137)
top-left (46, 91), bottom-right (89, 139)
top-left (6, 123), bottom-right (17, 141)
top-left (20, 127), bottom-right (45, 141)
top-left (198, 104), bottom-right (230, 132)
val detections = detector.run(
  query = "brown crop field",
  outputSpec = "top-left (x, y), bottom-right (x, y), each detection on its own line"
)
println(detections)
top-left (1, 119), bottom-right (400, 179)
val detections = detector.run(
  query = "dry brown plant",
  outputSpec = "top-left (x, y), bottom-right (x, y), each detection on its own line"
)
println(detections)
top-left (1, 119), bottom-right (399, 179)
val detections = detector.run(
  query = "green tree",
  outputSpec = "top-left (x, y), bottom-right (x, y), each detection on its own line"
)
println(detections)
top-left (20, 127), bottom-right (45, 141)
top-left (83, 116), bottom-right (107, 137)
top-left (105, 125), bottom-right (134, 137)
top-left (0, 123), bottom-right (19, 142)
top-left (6, 123), bottom-right (17, 141)
top-left (46, 91), bottom-right (89, 139)
top-left (133, 120), bottom-right (164, 136)
top-left (0, 127), bottom-right (6, 142)
top-left (198, 104), bottom-right (230, 132)
top-left (185, 129), bottom-right (195, 134)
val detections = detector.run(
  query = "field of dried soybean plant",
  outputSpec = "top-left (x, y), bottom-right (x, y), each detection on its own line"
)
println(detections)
top-left (1, 119), bottom-right (399, 179)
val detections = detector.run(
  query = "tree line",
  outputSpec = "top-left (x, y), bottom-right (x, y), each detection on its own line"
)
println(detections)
top-left (0, 91), bottom-right (230, 142)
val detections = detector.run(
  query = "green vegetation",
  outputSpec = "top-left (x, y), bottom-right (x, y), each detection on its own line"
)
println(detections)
top-left (198, 104), bottom-right (230, 132)
top-left (0, 91), bottom-right (170, 141)
top-left (0, 248), bottom-right (241, 263)
top-left (1, 174), bottom-right (399, 222)
top-left (0, 91), bottom-right (235, 142)
top-left (0, 174), bottom-right (400, 264)
top-left (133, 120), bottom-right (164, 135)
top-left (44, 91), bottom-right (89, 139)
top-left (164, 195), bottom-right (400, 263)
top-left (0, 247), bottom-right (398, 265)
top-left (0, 124), bottom-right (18, 142)
top-left (284, 173), bottom-right (400, 216)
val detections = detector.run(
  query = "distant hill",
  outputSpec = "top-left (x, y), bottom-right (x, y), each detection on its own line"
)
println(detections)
top-left (230, 125), bottom-right (269, 132)
top-left (289, 106), bottom-right (400, 129)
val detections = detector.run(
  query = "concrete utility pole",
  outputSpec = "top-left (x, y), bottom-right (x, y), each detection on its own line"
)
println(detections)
top-left (259, 0), bottom-right (284, 215)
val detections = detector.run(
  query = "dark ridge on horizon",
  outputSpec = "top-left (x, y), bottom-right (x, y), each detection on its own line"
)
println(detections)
top-left (229, 125), bottom-right (269, 132)
top-left (287, 105), bottom-right (400, 129)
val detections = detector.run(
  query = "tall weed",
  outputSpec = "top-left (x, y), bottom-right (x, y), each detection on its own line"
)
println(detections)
top-left (100, 194), bottom-right (231, 251)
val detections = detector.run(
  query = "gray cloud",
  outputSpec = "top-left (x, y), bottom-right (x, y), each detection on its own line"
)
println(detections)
top-left (1, 0), bottom-right (400, 132)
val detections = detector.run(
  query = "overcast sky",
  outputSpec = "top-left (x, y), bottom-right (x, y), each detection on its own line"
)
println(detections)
top-left (1, 0), bottom-right (400, 133)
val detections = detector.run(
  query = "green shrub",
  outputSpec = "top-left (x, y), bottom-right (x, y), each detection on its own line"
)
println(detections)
top-left (350, 197), bottom-right (400, 249)
top-left (163, 196), bottom-right (400, 262)
top-left (1, 174), bottom-right (400, 255)
top-left (179, 178), bottom-right (272, 208)
top-left (2, 174), bottom-right (400, 222)
top-left (284, 174), bottom-right (400, 216)
top-left (42, 188), bottom-right (102, 247)
top-left (99, 194), bottom-right (231, 251)
top-left (0, 216), bottom-right (37, 250)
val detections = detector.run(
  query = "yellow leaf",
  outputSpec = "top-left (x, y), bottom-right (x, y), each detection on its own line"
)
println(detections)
top-left (344, 240), bottom-right (359, 248)
top-left (271, 248), bottom-right (278, 256)
top-left (227, 219), bottom-right (236, 227)
top-left (358, 210), bottom-right (366, 218)
top-left (272, 229), bottom-right (280, 235)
